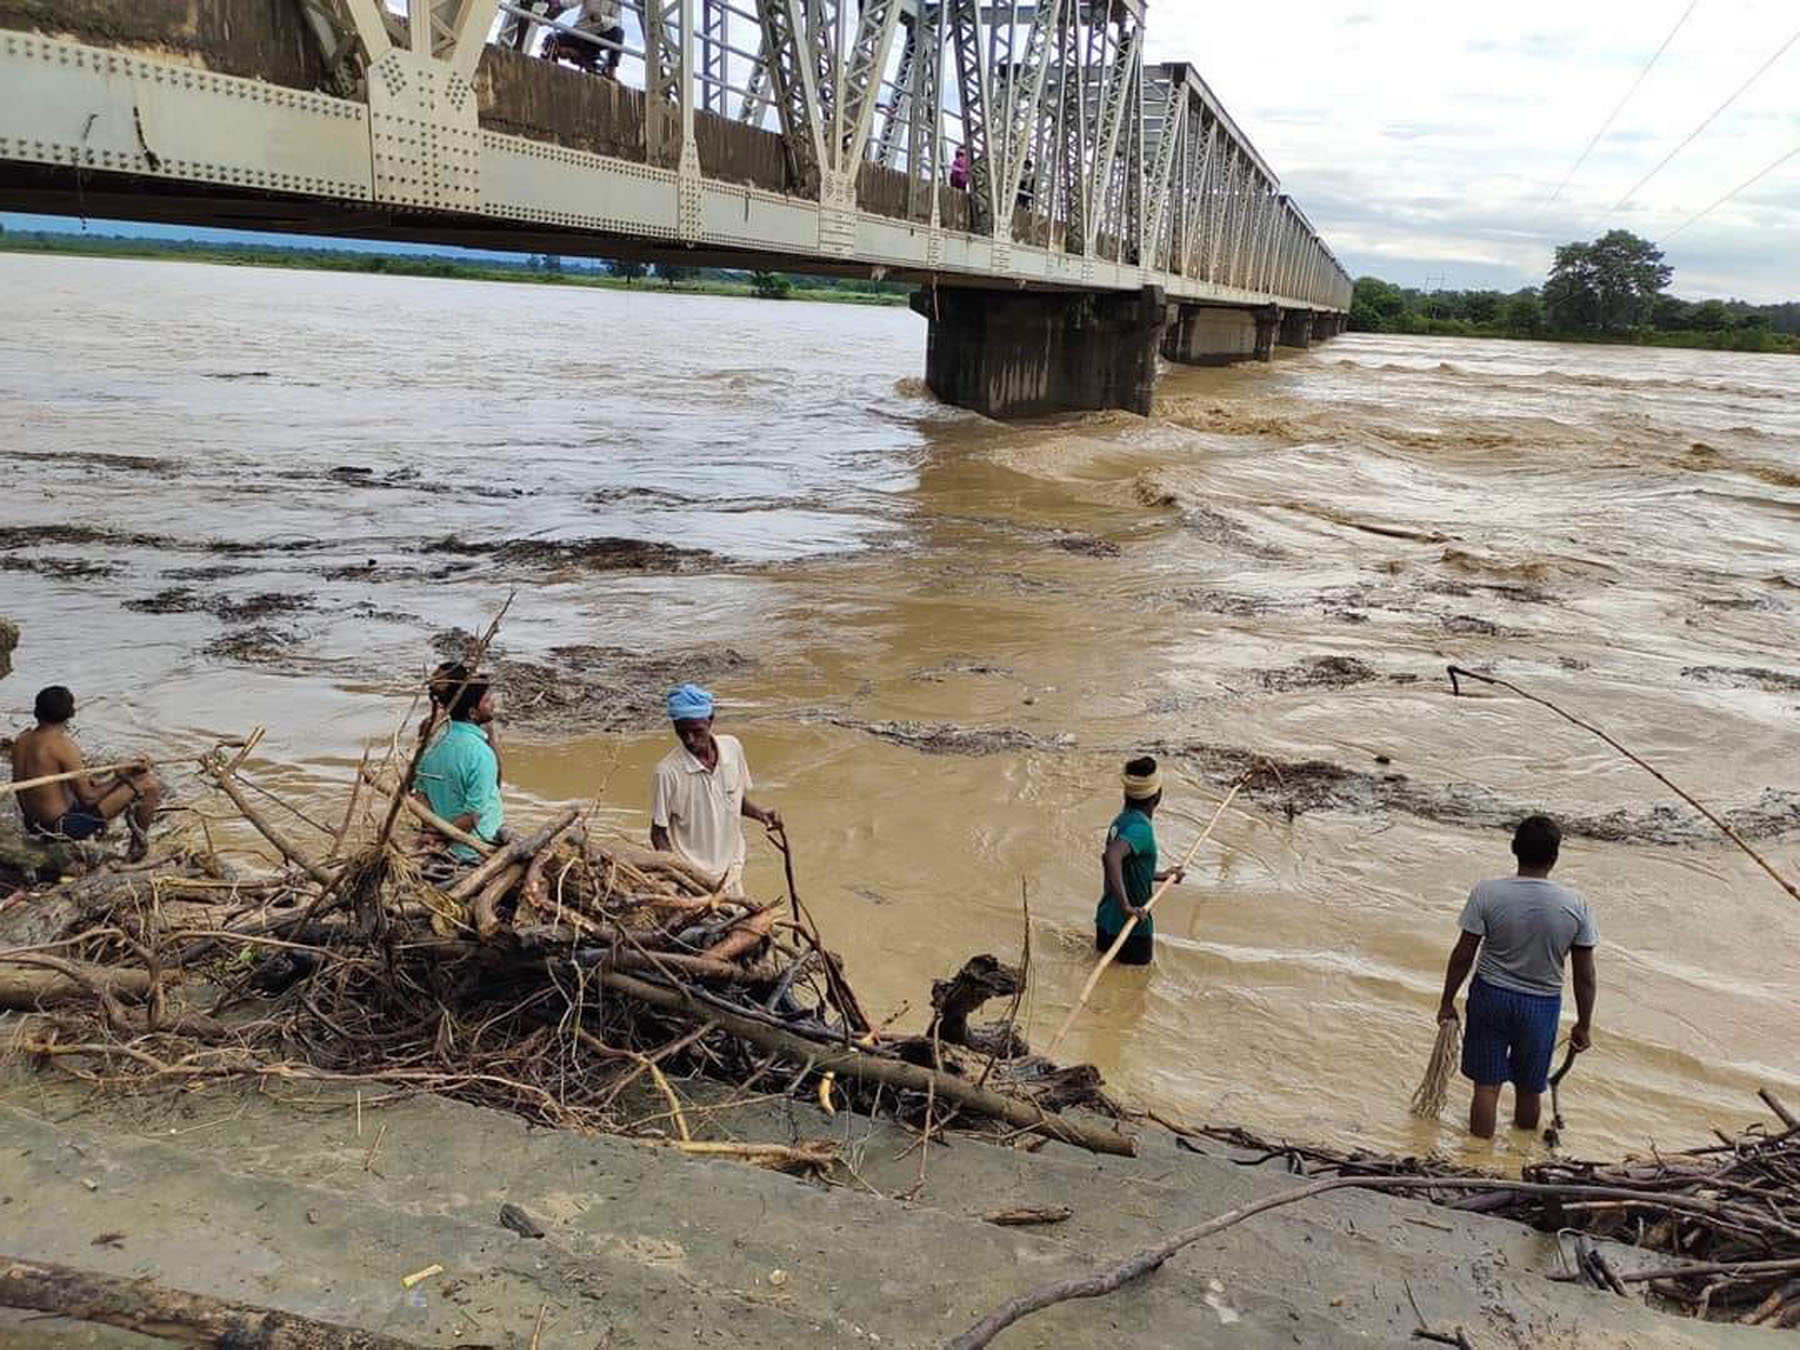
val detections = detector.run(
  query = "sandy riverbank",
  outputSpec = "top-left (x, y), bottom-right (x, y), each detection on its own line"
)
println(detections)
top-left (0, 1069), bottom-right (1781, 1349)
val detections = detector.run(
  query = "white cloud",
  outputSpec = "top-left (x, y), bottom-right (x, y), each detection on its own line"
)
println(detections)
top-left (1145, 0), bottom-right (1800, 301)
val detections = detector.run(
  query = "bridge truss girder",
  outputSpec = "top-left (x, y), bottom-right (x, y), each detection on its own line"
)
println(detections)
top-left (0, 2), bottom-right (1353, 311)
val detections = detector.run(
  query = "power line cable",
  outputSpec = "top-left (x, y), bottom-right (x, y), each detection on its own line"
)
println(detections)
top-left (1535, 0), bottom-right (1701, 219)
top-left (1666, 143), bottom-right (1800, 238)
top-left (1603, 21), bottom-right (1800, 221)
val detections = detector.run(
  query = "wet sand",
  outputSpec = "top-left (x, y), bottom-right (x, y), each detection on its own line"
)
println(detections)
top-left (3, 251), bottom-right (1798, 1168)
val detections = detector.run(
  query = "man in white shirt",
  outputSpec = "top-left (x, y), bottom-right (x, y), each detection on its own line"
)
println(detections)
top-left (650, 683), bottom-right (780, 898)
top-left (1435, 815), bottom-right (1598, 1139)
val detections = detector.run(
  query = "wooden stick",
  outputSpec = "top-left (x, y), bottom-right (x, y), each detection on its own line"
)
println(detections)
top-left (0, 1253), bottom-right (429, 1348)
top-left (950, 1175), bottom-right (1800, 1349)
top-left (641, 1138), bottom-right (838, 1173)
top-left (1555, 1256), bottom-right (1800, 1286)
top-left (769, 824), bottom-right (869, 1036)
top-left (595, 969), bottom-right (1137, 1157)
top-left (1045, 777), bottom-right (1245, 1058)
top-left (359, 768), bottom-right (497, 858)
top-left (1447, 665), bottom-right (1799, 904)
top-left (1760, 1088), bottom-right (1799, 1130)
top-left (199, 756), bottom-right (336, 887)
top-left (0, 760), bottom-right (154, 799)
top-left (329, 749), bottom-right (370, 861)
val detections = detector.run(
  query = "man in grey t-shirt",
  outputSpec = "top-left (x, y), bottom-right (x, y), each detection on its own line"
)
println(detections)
top-left (1435, 815), bottom-right (1598, 1139)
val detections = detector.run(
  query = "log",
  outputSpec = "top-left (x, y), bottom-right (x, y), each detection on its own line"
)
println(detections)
top-left (0, 1253), bottom-right (430, 1347)
top-left (697, 906), bottom-right (776, 961)
top-left (446, 807), bottom-right (581, 902)
top-left (522, 819), bottom-right (585, 913)
top-left (470, 863), bottom-right (526, 940)
top-left (0, 961), bottom-right (159, 1009)
top-left (595, 969), bottom-right (1138, 1158)
top-left (600, 842), bottom-right (721, 894)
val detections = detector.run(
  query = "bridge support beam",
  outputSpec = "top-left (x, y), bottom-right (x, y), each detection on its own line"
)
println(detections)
top-left (1279, 308), bottom-right (1315, 349)
top-left (910, 286), bottom-right (1169, 418)
top-left (1312, 312), bottom-right (1344, 343)
top-left (1161, 305), bottom-right (1258, 366)
top-left (1254, 307), bottom-right (1280, 362)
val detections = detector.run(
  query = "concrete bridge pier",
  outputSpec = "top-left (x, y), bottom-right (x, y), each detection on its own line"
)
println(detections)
top-left (1161, 305), bottom-right (1258, 366)
top-left (910, 285), bottom-right (1169, 418)
top-left (1254, 307), bottom-right (1281, 362)
top-left (1279, 308), bottom-right (1316, 349)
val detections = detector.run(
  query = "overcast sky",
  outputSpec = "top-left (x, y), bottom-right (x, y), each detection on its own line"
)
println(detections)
top-left (1147, 0), bottom-right (1800, 302)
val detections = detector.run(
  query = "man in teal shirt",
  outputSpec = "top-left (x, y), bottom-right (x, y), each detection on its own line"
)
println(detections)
top-left (414, 675), bottom-right (503, 862)
top-left (1095, 755), bottom-right (1184, 965)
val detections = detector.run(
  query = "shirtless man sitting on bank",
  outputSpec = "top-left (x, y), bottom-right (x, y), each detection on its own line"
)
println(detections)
top-left (10, 685), bottom-right (161, 860)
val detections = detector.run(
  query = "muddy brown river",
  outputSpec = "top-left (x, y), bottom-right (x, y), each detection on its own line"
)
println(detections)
top-left (4, 252), bottom-right (1797, 1166)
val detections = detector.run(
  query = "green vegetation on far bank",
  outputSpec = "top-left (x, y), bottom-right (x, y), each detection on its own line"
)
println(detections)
top-left (0, 227), bottom-right (912, 306)
top-left (1351, 230), bottom-right (1799, 355)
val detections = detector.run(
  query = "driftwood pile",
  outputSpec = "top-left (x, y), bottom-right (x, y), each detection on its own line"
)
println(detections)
top-left (1163, 1102), bottom-right (1800, 1328)
top-left (1490, 1098), bottom-right (1800, 1325)
top-left (0, 736), bottom-right (1134, 1177)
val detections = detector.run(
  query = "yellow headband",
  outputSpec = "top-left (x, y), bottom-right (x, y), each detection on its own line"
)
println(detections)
top-left (1121, 769), bottom-right (1163, 800)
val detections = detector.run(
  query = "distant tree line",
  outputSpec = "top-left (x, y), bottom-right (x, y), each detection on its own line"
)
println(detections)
top-left (1350, 230), bottom-right (1798, 354)
top-left (0, 229), bottom-right (911, 305)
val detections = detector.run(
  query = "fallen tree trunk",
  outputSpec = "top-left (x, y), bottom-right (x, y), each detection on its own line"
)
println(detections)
top-left (0, 1254), bottom-right (430, 1348)
top-left (0, 961), bottom-right (160, 1009)
top-left (596, 969), bottom-right (1136, 1157)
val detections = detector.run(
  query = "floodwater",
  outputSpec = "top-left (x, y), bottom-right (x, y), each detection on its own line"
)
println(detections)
top-left (3, 252), bottom-right (1798, 1166)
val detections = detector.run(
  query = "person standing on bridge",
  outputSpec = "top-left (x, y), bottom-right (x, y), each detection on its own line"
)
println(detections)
top-left (496, 0), bottom-right (553, 53)
top-left (950, 146), bottom-right (970, 191)
top-left (1094, 756), bottom-right (1184, 966)
top-left (546, 0), bottom-right (624, 77)
top-left (1434, 815), bottom-right (1598, 1139)
top-left (650, 684), bottom-right (780, 899)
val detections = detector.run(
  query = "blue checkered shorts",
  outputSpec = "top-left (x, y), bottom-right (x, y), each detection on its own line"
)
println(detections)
top-left (1461, 977), bottom-right (1561, 1092)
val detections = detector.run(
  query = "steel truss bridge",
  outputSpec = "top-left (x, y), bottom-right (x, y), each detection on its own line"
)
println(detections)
top-left (0, 0), bottom-right (1352, 414)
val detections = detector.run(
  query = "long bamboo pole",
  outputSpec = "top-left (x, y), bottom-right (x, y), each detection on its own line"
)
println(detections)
top-left (1446, 665), bottom-right (1799, 904)
top-left (1044, 776), bottom-right (1247, 1059)
top-left (0, 760), bottom-right (153, 799)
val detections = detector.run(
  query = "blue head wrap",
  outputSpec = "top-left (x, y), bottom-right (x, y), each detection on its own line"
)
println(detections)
top-left (666, 683), bottom-right (715, 722)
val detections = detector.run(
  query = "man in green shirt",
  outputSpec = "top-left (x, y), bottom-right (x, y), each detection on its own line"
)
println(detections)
top-left (413, 674), bottom-right (503, 862)
top-left (1094, 755), bottom-right (1185, 965)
